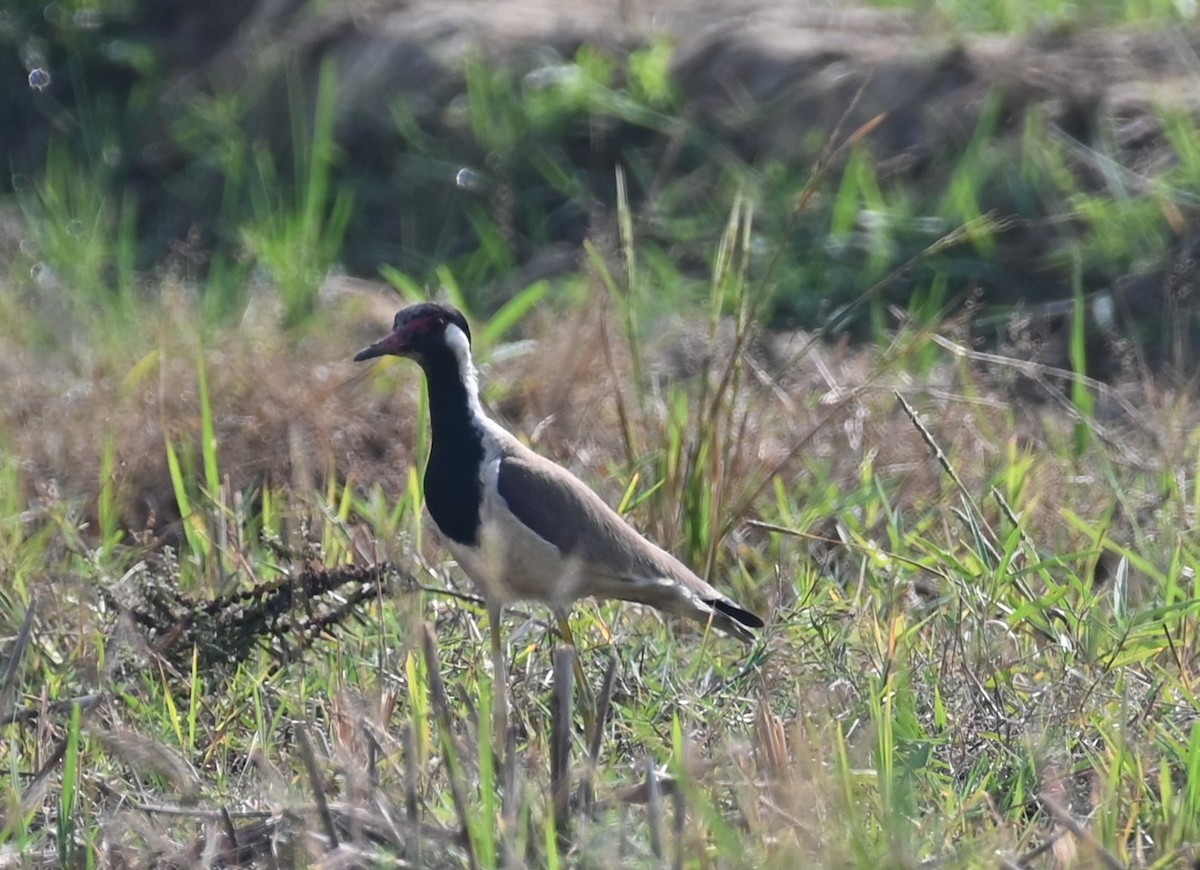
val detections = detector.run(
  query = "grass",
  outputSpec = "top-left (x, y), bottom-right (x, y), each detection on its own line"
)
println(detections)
top-left (868, 0), bottom-right (1194, 31)
top-left (3, 5), bottom-right (1200, 868)
top-left (2, 194), bottom-right (1200, 865)
top-left (10, 2), bottom-right (1195, 344)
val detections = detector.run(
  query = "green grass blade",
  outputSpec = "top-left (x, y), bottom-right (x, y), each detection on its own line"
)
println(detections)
top-left (479, 280), bottom-right (550, 346)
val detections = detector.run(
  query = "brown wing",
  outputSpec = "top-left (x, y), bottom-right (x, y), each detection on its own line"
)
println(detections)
top-left (495, 446), bottom-right (763, 637)
top-left (495, 448), bottom-right (640, 570)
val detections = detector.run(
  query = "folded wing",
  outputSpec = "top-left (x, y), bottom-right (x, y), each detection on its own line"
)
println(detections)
top-left (495, 445), bottom-right (763, 641)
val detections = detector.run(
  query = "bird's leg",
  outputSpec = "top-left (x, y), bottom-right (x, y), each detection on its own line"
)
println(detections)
top-left (554, 609), bottom-right (598, 748)
top-left (488, 604), bottom-right (509, 763)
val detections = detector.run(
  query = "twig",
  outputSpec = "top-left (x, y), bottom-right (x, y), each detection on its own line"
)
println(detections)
top-left (1011, 827), bottom-right (1066, 867)
top-left (296, 724), bottom-right (338, 851)
top-left (422, 622), bottom-right (479, 870)
top-left (365, 725), bottom-right (379, 787)
top-left (672, 769), bottom-right (686, 870)
top-left (928, 332), bottom-right (1145, 430)
top-left (618, 770), bottom-right (680, 805)
top-left (1040, 794), bottom-right (1125, 870)
top-left (896, 390), bottom-right (1067, 645)
top-left (219, 807), bottom-right (240, 863)
top-left (0, 603), bottom-right (35, 716)
top-left (643, 755), bottom-right (664, 860)
top-left (18, 735), bottom-right (70, 818)
top-left (718, 223), bottom-right (985, 544)
top-left (0, 692), bottom-right (109, 727)
top-left (551, 645), bottom-right (575, 855)
top-left (588, 656), bottom-right (618, 765)
top-left (129, 802), bottom-right (273, 820)
top-left (580, 655), bottom-right (619, 814)
top-left (501, 724), bottom-right (518, 868)
top-left (598, 310), bottom-right (640, 470)
top-left (895, 390), bottom-right (993, 550)
top-left (401, 723), bottom-right (422, 868)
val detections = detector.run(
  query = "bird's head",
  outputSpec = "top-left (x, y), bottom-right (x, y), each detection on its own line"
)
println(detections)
top-left (354, 302), bottom-right (473, 367)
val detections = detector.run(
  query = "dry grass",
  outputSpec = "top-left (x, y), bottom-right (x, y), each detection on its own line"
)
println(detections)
top-left (2, 258), bottom-right (1200, 866)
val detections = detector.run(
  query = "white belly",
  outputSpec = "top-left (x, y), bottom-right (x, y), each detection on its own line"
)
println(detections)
top-left (435, 458), bottom-right (588, 608)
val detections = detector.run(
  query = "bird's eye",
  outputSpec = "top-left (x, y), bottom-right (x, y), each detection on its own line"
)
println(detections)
top-left (434, 316), bottom-right (445, 328)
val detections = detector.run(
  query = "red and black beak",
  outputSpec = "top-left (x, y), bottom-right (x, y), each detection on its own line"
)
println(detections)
top-left (353, 325), bottom-right (410, 362)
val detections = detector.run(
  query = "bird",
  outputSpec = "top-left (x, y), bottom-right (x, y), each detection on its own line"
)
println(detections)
top-left (353, 301), bottom-right (764, 654)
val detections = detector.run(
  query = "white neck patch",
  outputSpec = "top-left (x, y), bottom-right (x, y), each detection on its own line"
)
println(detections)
top-left (444, 322), bottom-right (483, 416)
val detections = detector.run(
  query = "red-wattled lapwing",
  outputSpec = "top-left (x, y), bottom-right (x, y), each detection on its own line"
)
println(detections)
top-left (353, 302), bottom-right (764, 656)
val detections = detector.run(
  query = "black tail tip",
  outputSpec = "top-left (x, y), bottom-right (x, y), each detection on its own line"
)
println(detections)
top-left (712, 598), bottom-right (765, 630)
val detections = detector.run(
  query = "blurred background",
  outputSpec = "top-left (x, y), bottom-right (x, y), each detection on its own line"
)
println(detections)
top-left (4, 0), bottom-right (1199, 352)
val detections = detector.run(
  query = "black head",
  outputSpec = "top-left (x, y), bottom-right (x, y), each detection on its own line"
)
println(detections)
top-left (353, 303), bottom-right (472, 365)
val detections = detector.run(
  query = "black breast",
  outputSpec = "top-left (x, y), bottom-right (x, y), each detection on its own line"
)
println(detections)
top-left (421, 350), bottom-right (486, 546)
top-left (424, 430), bottom-right (484, 545)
